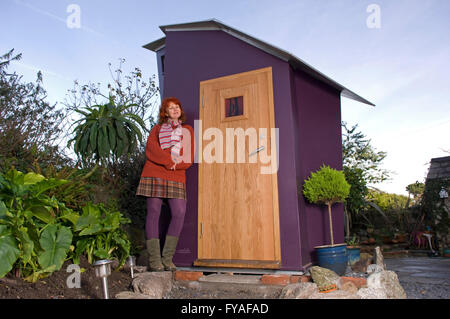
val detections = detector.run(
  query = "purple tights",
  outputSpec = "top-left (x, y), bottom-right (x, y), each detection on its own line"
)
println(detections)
top-left (145, 197), bottom-right (186, 239)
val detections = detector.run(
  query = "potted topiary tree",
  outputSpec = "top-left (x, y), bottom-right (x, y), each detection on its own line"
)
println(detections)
top-left (302, 165), bottom-right (351, 275)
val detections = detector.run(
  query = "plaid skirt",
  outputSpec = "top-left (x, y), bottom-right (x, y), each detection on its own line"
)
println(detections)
top-left (136, 177), bottom-right (186, 200)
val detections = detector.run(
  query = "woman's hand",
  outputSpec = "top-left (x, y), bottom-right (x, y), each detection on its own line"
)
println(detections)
top-left (170, 156), bottom-right (182, 170)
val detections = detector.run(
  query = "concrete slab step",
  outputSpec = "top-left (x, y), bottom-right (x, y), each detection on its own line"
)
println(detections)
top-left (198, 274), bottom-right (262, 285)
top-left (171, 279), bottom-right (284, 299)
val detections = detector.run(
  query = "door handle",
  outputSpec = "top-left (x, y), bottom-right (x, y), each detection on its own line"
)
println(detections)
top-left (249, 146), bottom-right (265, 157)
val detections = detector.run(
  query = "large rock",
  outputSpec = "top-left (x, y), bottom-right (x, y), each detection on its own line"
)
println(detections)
top-left (339, 281), bottom-right (358, 294)
top-left (308, 290), bottom-right (360, 299)
top-left (309, 266), bottom-right (340, 290)
top-left (357, 287), bottom-right (388, 299)
top-left (374, 246), bottom-right (386, 270)
top-left (132, 271), bottom-right (173, 298)
top-left (279, 282), bottom-right (318, 299)
top-left (366, 264), bottom-right (384, 275)
top-left (366, 271), bottom-right (406, 299)
top-left (115, 291), bottom-right (155, 299)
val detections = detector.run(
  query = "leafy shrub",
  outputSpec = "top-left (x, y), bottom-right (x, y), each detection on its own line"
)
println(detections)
top-left (0, 49), bottom-right (69, 173)
top-left (72, 202), bottom-right (131, 266)
top-left (303, 165), bottom-right (350, 206)
top-left (32, 163), bottom-right (96, 210)
top-left (0, 169), bottom-right (131, 282)
top-left (0, 169), bottom-right (74, 281)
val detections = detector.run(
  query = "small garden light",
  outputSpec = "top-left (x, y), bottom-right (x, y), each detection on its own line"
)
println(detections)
top-left (93, 259), bottom-right (112, 299)
top-left (126, 256), bottom-right (136, 279)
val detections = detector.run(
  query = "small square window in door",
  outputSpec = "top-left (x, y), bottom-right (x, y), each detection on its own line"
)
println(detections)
top-left (225, 96), bottom-right (244, 118)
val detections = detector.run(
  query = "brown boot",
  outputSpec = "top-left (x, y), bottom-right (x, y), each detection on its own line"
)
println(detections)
top-left (146, 238), bottom-right (164, 271)
top-left (161, 235), bottom-right (179, 271)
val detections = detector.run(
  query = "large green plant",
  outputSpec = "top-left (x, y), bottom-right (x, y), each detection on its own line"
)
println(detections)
top-left (303, 165), bottom-right (350, 246)
top-left (0, 169), bottom-right (132, 282)
top-left (72, 202), bottom-right (131, 266)
top-left (0, 169), bottom-right (75, 282)
top-left (68, 96), bottom-right (147, 165)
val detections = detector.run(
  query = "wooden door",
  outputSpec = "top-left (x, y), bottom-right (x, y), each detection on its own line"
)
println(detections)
top-left (195, 67), bottom-right (281, 269)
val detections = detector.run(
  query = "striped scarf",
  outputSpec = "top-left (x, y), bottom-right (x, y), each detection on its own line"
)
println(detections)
top-left (159, 119), bottom-right (182, 157)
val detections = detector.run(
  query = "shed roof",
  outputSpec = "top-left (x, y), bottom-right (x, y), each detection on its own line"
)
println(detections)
top-left (143, 18), bottom-right (375, 106)
top-left (426, 156), bottom-right (450, 180)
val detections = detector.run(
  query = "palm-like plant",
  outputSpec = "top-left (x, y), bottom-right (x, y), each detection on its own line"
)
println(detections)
top-left (68, 96), bottom-right (147, 165)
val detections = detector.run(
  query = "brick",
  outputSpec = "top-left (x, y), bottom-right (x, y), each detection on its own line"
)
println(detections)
top-left (290, 275), bottom-right (311, 283)
top-left (260, 274), bottom-right (290, 285)
top-left (339, 276), bottom-right (367, 288)
top-left (174, 271), bottom-right (203, 281)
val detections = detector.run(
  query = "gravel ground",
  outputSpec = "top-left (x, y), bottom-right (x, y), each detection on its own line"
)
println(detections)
top-left (398, 281), bottom-right (449, 299)
top-left (385, 257), bottom-right (450, 299)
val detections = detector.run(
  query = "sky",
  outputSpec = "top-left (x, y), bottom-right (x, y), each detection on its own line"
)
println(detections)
top-left (1, 0), bottom-right (449, 196)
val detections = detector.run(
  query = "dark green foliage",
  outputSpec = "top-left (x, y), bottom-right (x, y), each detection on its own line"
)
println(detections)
top-left (406, 181), bottom-right (425, 207)
top-left (0, 169), bottom-right (74, 281)
top-left (0, 49), bottom-right (70, 173)
top-left (72, 202), bottom-right (131, 266)
top-left (342, 122), bottom-right (390, 184)
top-left (68, 96), bottom-right (148, 166)
top-left (341, 122), bottom-right (391, 239)
top-left (419, 178), bottom-right (450, 244)
top-left (0, 169), bottom-right (132, 282)
top-left (343, 166), bottom-right (368, 215)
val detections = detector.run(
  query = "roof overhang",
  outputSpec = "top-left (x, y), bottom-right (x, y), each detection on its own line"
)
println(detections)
top-left (143, 18), bottom-right (375, 106)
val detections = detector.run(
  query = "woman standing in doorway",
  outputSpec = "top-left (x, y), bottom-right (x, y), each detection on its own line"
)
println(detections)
top-left (136, 97), bottom-right (194, 271)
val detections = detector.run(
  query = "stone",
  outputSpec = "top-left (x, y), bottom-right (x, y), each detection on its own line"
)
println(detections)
top-left (366, 264), bottom-right (384, 275)
top-left (338, 277), bottom-right (367, 289)
top-left (366, 271), bottom-right (407, 299)
top-left (132, 271), bottom-right (173, 298)
top-left (115, 291), bottom-right (155, 299)
top-left (374, 246), bottom-right (386, 270)
top-left (309, 290), bottom-right (360, 299)
top-left (339, 281), bottom-right (358, 294)
top-left (357, 287), bottom-right (388, 299)
top-left (309, 266), bottom-right (340, 290)
top-left (199, 274), bottom-right (260, 284)
top-left (279, 282), bottom-right (318, 299)
top-left (351, 253), bottom-right (373, 272)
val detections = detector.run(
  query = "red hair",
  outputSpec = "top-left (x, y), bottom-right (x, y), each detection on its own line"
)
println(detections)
top-left (158, 97), bottom-right (186, 125)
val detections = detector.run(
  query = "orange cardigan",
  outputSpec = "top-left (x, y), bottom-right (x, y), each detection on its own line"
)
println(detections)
top-left (140, 123), bottom-right (195, 184)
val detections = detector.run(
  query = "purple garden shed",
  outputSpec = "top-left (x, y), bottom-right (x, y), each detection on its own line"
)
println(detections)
top-left (143, 19), bottom-right (374, 272)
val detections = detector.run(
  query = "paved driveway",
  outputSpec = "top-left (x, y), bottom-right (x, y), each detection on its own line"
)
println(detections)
top-left (385, 257), bottom-right (450, 299)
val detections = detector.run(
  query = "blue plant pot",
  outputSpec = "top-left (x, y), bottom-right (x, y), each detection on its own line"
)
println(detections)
top-left (315, 244), bottom-right (348, 275)
top-left (444, 248), bottom-right (450, 258)
top-left (346, 246), bottom-right (361, 266)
